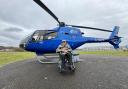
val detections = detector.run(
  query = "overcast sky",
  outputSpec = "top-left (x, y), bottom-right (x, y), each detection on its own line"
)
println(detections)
top-left (0, 0), bottom-right (128, 47)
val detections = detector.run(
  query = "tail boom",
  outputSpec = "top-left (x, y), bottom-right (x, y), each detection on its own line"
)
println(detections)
top-left (84, 26), bottom-right (121, 49)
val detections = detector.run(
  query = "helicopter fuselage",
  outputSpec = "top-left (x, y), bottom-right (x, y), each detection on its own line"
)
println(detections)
top-left (20, 26), bottom-right (110, 55)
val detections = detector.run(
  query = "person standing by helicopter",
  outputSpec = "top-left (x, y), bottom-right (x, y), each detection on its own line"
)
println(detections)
top-left (56, 40), bottom-right (73, 70)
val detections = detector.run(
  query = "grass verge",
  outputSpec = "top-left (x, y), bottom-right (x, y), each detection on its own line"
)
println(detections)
top-left (78, 50), bottom-right (128, 57)
top-left (0, 52), bottom-right (35, 67)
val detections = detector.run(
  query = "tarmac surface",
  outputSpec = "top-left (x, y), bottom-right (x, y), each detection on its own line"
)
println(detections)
top-left (0, 55), bottom-right (128, 89)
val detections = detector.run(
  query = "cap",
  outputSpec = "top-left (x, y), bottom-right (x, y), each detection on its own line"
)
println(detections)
top-left (62, 40), bottom-right (67, 42)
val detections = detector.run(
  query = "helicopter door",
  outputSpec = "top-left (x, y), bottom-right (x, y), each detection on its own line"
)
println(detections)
top-left (31, 30), bottom-right (57, 42)
top-left (31, 30), bottom-right (47, 42)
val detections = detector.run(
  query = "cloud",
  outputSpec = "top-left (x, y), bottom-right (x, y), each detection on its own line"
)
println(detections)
top-left (0, 20), bottom-right (34, 46)
top-left (0, 36), bottom-right (19, 46)
top-left (4, 27), bottom-right (23, 32)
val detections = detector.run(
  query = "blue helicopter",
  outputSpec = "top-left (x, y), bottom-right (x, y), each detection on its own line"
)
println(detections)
top-left (19, 0), bottom-right (121, 56)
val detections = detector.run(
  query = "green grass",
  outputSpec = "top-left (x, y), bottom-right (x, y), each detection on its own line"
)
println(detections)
top-left (78, 50), bottom-right (128, 57)
top-left (0, 51), bottom-right (128, 67)
top-left (0, 52), bottom-right (35, 67)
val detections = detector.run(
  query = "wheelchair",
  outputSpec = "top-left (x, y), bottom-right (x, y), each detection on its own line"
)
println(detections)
top-left (58, 52), bottom-right (76, 73)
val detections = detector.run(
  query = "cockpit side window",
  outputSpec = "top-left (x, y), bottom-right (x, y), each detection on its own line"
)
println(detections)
top-left (31, 30), bottom-right (57, 42)
top-left (32, 33), bottom-right (39, 41)
top-left (43, 32), bottom-right (57, 40)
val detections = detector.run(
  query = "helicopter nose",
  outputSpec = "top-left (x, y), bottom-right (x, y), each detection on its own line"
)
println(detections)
top-left (19, 43), bottom-right (26, 49)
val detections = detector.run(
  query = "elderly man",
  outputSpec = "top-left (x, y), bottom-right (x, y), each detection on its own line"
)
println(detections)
top-left (56, 40), bottom-right (73, 70)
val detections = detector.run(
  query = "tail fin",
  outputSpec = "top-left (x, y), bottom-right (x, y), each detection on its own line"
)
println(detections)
top-left (109, 26), bottom-right (121, 49)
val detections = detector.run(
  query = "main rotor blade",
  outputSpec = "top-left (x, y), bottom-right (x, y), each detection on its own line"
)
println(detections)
top-left (67, 25), bottom-right (112, 32)
top-left (33, 0), bottom-right (60, 24)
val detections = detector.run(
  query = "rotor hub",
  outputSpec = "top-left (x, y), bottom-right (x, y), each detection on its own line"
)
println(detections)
top-left (59, 22), bottom-right (65, 27)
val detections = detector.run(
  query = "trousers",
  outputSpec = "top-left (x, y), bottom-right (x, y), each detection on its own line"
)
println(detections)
top-left (59, 52), bottom-right (73, 68)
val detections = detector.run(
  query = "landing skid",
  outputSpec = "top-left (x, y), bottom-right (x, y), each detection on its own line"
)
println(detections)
top-left (36, 53), bottom-right (82, 64)
top-left (36, 54), bottom-right (59, 64)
